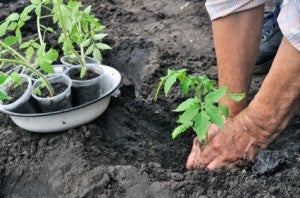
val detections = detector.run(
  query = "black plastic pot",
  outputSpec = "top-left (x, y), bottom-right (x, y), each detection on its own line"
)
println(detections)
top-left (0, 75), bottom-right (37, 114)
top-left (64, 65), bottom-right (104, 106)
top-left (32, 74), bottom-right (73, 113)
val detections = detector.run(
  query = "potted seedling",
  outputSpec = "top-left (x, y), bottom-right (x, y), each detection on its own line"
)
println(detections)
top-left (52, 0), bottom-right (111, 105)
top-left (155, 69), bottom-right (245, 145)
top-left (0, 0), bottom-right (72, 113)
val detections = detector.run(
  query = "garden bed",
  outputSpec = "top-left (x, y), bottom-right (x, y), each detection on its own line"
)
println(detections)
top-left (0, 0), bottom-right (299, 197)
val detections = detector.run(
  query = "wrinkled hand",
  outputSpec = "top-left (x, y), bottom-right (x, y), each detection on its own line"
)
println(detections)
top-left (186, 111), bottom-right (273, 170)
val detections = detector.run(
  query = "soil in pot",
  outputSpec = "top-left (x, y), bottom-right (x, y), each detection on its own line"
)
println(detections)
top-left (65, 66), bottom-right (103, 106)
top-left (0, 77), bottom-right (38, 114)
top-left (39, 83), bottom-right (68, 98)
top-left (32, 74), bottom-right (72, 113)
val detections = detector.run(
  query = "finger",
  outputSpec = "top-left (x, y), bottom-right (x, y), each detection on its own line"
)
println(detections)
top-left (186, 138), bottom-right (202, 170)
top-left (207, 157), bottom-right (235, 170)
top-left (194, 145), bottom-right (219, 169)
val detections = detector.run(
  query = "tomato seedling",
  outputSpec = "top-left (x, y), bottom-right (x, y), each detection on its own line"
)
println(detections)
top-left (52, 0), bottom-right (111, 78)
top-left (155, 69), bottom-right (245, 145)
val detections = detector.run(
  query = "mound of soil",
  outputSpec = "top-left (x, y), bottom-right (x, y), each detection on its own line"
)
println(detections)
top-left (0, 0), bottom-right (299, 198)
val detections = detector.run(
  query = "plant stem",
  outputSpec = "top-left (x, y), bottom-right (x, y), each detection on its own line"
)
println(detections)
top-left (37, 16), bottom-right (43, 45)
top-left (0, 58), bottom-right (55, 97)
top-left (56, 1), bottom-right (86, 76)
top-left (0, 40), bottom-right (29, 65)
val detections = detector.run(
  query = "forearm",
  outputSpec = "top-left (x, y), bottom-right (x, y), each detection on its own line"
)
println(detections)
top-left (211, 5), bottom-right (264, 116)
top-left (246, 38), bottom-right (300, 138)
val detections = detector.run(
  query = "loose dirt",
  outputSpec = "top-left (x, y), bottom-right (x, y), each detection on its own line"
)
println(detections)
top-left (0, 0), bottom-right (299, 197)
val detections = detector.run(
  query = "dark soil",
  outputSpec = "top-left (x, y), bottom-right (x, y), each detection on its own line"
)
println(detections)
top-left (39, 82), bottom-right (68, 98)
top-left (3, 82), bottom-right (28, 105)
top-left (0, 0), bottom-right (299, 198)
top-left (69, 70), bottom-right (100, 81)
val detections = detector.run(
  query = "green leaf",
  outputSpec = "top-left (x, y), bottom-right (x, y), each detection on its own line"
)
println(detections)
top-left (154, 77), bottom-right (166, 102)
top-left (177, 103), bottom-right (200, 125)
top-left (92, 47), bottom-right (102, 62)
top-left (194, 111), bottom-right (211, 142)
top-left (45, 49), bottom-right (59, 62)
top-left (205, 86), bottom-right (227, 104)
top-left (19, 41), bottom-right (31, 49)
top-left (10, 72), bottom-right (22, 87)
top-left (219, 105), bottom-right (229, 118)
top-left (20, 5), bottom-right (35, 21)
top-left (202, 77), bottom-right (215, 93)
top-left (4, 36), bottom-right (18, 46)
top-left (206, 104), bottom-right (224, 128)
top-left (15, 27), bottom-right (22, 43)
top-left (94, 33), bottom-right (107, 40)
top-left (173, 97), bottom-right (199, 112)
top-left (84, 5), bottom-right (91, 14)
top-left (181, 78), bottom-right (191, 95)
top-left (229, 92), bottom-right (245, 102)
top-left (85, 45), bottom-right (94, 56)
top-left (96, 43), bottom-right (112, 50)
top-left (7, 22), bottom-right (18, 31)
top-left (33, 87), bottom-right (42, 96)
top-left (6, 13), bottom-right (20, 22)
top-left (35, 5), bottom-right (42, 16)
top-left (0, 91), bottom-right (8, 101)
top-left (0, 22), bottom-right (9, 37)
top-left (31, 0), bottom-right (41, 4)
top-left (81, 39), bottom-right (91, 48)
top-left (0, 74), bottom-right (8, 84)
top-left (25, 46), bottom-right (34, 61)
top-left (172, 124), bottom-right (189, 140)
top-left (39, 59), bottom-right (54, 74)
top-left (164, 73), bottom-right (177, 96)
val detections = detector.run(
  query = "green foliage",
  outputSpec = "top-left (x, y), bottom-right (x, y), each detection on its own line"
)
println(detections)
top-left (155, 69), bottom-right (245, 144)
top-left (52, 0), bottom-right (111, 78)
top-left (0, 72), bottom-right (23, 101)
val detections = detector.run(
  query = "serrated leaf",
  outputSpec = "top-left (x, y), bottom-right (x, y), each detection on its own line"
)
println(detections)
top-left (0, 90), bottom-right (8, 101)
top-left (20, 41), bottom-right (31, 49)
top-left (33, 87), bottom-right (41, 96)
top-left (0, 22), bottom-right (9, 37)
top-left (39, 59), bottom-right (54, 74)
top-left (85, 45), bottom-right (94, 56)
top-left (45, 49), bottom-right (59, 62)
top-left (229, 92), bottom-right (245, 102)
top-left (194, 111), bottom-right (211, 142)
top-left (4, 36), bottom-right (18, 46)
top-left (81, 39), bottom-right (91, 48)
top-left (177, 103), bottom-right (200, 125)
top-left (25, 46), bottom-right (34, 61)
top-left (0, 74), bottom-right (8, 84)
top-left (172, 124), bottom-right (189, 140)
top-left (6, 13), bottom-right (19, 22)
top-left (219, 105), bottom-right (229, 118)
top-left (84, 5), bottom-right (91, 14)
top-left (10, 72), bottom-right (22, 87)
top-left (205, 86), bottom-right (227, 104)
top-left (206, 104), bottom-right (224, 128)
top-left (7, 22), bottom-right (17, 31)
top-left (96, 43), bottom-right (112, 50)
top-left (92, 47), bottom-right (102, 62)
top-left (173, 97), bottom-right (199, 112)
top-left (164, 73), bottom-right (177, 96)
top-left (181, 78), bottom-right (191, 95)
top-left (94, 33), bottom-right (107, 40)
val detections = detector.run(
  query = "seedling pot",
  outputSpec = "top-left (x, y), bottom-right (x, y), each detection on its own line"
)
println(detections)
top-left (32, 74), bottom-right (72, 113)
top-left (61, 56), bottom-right (99, 67)
top-left (0, 75), bottom-right (36, 114)
top-left (0, 65), bottom-right (121, 133)
top-left (65, 64), bottom-right (104, 106)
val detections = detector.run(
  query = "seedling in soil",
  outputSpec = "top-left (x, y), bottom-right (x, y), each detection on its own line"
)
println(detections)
top-left (0, 72), bottom-right (23, 102)
top-left (155, 69), bottom-right (245, 145)
top-left (52, 0), bottom-right (111, 78)
top-left (0, 0), bottom-right (59, 99)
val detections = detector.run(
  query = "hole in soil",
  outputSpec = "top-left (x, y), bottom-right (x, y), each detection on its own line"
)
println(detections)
top-left (82, 97), bottom-right (194, 173)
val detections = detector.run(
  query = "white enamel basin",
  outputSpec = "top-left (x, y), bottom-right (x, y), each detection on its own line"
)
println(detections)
top-left (0, 65), bottom-right (121, 133)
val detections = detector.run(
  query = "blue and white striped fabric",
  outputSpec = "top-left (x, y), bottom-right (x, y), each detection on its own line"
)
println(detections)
top-left (205, 0), bottom-right (300, 51)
